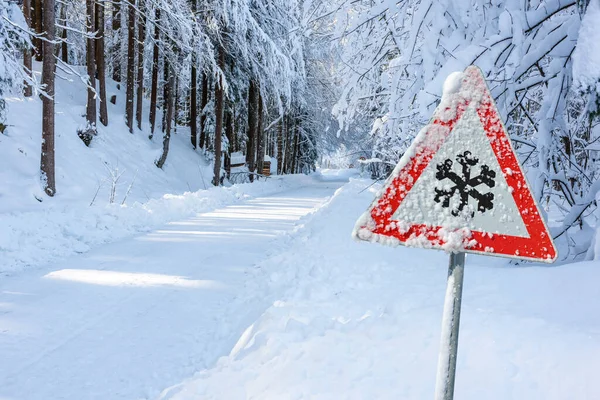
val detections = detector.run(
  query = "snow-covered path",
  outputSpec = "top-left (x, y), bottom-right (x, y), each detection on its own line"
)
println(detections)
top-left (0, 180), bottom-right (344, 400)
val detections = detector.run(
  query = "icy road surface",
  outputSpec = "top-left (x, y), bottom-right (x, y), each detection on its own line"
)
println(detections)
top-left (0, 179), bottom-right (345, 400)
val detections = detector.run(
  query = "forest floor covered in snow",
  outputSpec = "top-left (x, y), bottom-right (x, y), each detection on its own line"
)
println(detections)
top-left (1, 171), bottom-right (598, 400)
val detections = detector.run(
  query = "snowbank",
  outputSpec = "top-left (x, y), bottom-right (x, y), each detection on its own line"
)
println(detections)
top-left (164, 178), bottom-right (600, 400)
top-left (0, 174), bottom-right (311, 275)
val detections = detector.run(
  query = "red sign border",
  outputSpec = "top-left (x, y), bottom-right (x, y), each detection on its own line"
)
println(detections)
top-left (358, 66), bottom-right (557, 262)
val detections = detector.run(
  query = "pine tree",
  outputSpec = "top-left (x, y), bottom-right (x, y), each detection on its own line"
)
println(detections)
top-left (149, 8), bottom-right (160, 137)
top-left (125, 0), bottom-right (136, 133)
top-left (81, 0), bottom-right (97, 145)
top-left (199, 72), bottom-right (208, 148)
top-left (96, 0), bottom-right (108, 126)
top-left (213, 47), bottom-right (225, 186)
top-left (22, 0), bottom-right (32, 97)
top-left (135, 0), bottom-right (145, 130)
top-left (40, 0), bottom-right (55, 196)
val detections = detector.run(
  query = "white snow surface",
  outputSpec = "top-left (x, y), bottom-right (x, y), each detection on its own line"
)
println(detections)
top-left (573, 0), bottom-right (600, 90)
top-left (162, 179), bottom-right (600, 400)
top-left (0, 175), bottom-right (347, 400)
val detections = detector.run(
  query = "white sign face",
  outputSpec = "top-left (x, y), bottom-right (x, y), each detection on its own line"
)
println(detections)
top-left (353, 66), bottom-right (557, 262)
top-left (392, 105), bottom-right (528, 237)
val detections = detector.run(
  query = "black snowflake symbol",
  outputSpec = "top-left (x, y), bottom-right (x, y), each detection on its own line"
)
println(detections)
top-left (434, 151), bottom-right (496, 217)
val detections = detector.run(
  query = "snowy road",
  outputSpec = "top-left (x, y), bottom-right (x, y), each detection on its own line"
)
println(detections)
top-left (0, 179), bottom-right (344, 400)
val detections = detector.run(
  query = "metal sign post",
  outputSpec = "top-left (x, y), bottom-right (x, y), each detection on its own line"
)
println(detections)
top-left (434, 252), bottom-right (465, 400)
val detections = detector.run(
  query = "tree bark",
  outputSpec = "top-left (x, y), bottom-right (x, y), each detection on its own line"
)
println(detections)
top-left (224, 107), bottom-right (233, 177)
top-left (161, 57), bottom-right (168, 132)
top-left (276, 117), bottom-right (283, 174)
top-left (291, 125), bottom-right (300, 174)
top-left (189, 0), bottom-right (197, 149)
top-left (22, 0), bottom-right (32, 97)
top-left (135, 0), bottom-right (145, 130)
top-left (245, 80), bottom-right (258, 181)
top-left (96, 0), bottom-right (108, 126)
top-left (199, 72), bottom-right (208, 149)
top-left (149, 8), bottom-right (160, 137)
top-left (255, 93), bottom-right (265, 175)
top-left (40, 0), bottom-right (56, 196)
top-left (283, 114), bottom-right (293, 174)
top-left (83, 0), bottom-right (97, 143)
top-left (112, 0), bottom-right (121, 82)
top-left (174, 76), bottom-right (179, 134)
top-left (156, 61), bottom-right (173, 169)
top-left (213, 48), bottom-right (225, 186)
top-left (125, 0), bottom-right (136, 133)
top-left (33, 0), bottom-right (43, 61)
top-left (59, 3), bottom-right (68, 63)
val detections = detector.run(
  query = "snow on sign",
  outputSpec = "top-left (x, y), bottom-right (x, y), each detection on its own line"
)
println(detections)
top-left (354, 66), bottom-right (557, 262)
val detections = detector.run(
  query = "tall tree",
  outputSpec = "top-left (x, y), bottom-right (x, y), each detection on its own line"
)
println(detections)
top-left (95, 0), bottom-right (108, 126)
top-left (245, 79), bottom-right (258, 181)
top-left (40, 0), bottom-right (55, 196)
top-left (22, 0), bottom-right (32, 97)
top-left (189, 0), bottom-right (198, 149)
top-left (255, 94), bottom-right (264, 175)
top-left (213, 48), bottom-right (225, 186)
top-left (32, 0), bottom-right (42, 61)
top-left (135, 0), bottom-right (145, 130)
top-left (125, 0), bottom-right (136, 132)
top-left (276, 118), bottom-right (283, 174)
top-left (82, 0), bottom-right (97, 144)
top-left (156, 60), bottom-right (174, 169)
top-left (59, 2), bottom-right (68, 63)
top-left (199, 72), bottom-right (208, 148)
top-left (112, 0), bottom-right (121, 82)
top-left (148, 8), bottom-right (160, 137)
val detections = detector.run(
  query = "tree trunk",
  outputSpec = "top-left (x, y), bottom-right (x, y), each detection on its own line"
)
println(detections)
top-left (83, 0), bottom-right (97, 144)
top-left (283, 114), bottom-right (293, 174)
top-left (60, 3), bottom-right (68, 63)
top-left (135, 0), bottom-right (145, 130)
top-left (190, 64), bottom-right (197, 148)
top-left (276, 117), bottom-right (283, 174)
top-left (125, 0), bottom-right (136, 133)
top-left (189, 0), bottom-right (197, 149)
top-left (96, 0), bottom-right (108, 126)
top-left (112, 0), bottom-right (121, 82)
top-left (224, 108), bottom-right (233, 177)
top-left (174, 76), bottom-right (179, 134)
top-left (149, 8), bottom-right (160, 137)
top-left (22, 0), bottom-right (32, 97)
top-left (213, 48), bottom-right (225, 186)
top-left (245, 80), bottom-right (258, 181)
top-left (161, 57), bottom-right (168, 132)
top-left (199, 72), bottom-right (208, 149)
top-left (33, 0), bottom-right (43, 61)
top-left (291, 126), bottom-right (300, 174)
top-left (156, 62), bottom-right (173, 169)
top-left (40, 0), bottom-right (55, 196)
top-left (255, 94), bottom-right (264, 175)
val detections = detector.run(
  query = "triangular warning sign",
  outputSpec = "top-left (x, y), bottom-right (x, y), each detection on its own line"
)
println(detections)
top-left (354, 66), bottom-right (557, 262)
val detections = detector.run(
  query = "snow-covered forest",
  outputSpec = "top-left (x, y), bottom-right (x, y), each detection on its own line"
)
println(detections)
top-left (1, 0), bottom-right (600, 399)
top-left (1, 0), bottom-right (599, 256)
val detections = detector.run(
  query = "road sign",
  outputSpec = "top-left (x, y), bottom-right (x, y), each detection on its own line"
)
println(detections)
top-left (353, 66), bottom-right (558, 400)
top-left (353, 66), bottom-right (556, 263)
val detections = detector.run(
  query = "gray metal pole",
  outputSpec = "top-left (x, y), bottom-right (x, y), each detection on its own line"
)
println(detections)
top-left (434, 252), bottom-right (466, 400)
